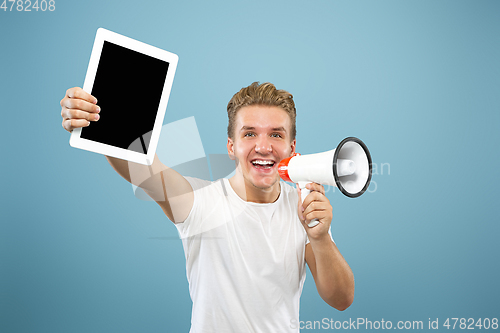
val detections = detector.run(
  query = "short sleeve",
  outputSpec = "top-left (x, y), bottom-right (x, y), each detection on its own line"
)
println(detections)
top-left (174, 177), bottom-right (227, 239)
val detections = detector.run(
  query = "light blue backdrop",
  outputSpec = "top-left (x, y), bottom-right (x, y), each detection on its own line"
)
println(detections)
top-left (1, 0), bottom-right (499, 332)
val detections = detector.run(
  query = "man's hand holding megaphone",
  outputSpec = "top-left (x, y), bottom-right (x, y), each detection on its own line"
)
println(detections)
top-left (297, 182), bottom-right (333, 239)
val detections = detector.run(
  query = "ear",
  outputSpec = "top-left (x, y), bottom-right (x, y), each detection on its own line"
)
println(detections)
top-left (227, 137), bottom-right (235, 160)
top-left (290, 139), bottom-right (296, 156)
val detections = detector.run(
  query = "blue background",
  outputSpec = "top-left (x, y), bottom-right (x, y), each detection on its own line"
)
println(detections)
top-left (1, 0), bottom-right (499, 332)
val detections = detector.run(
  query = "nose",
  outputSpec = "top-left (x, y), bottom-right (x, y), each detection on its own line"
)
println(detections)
top-left (254, 136), bottom-right (273, 154)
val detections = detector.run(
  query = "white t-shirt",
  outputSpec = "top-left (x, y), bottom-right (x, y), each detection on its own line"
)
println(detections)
top-left (175, 177), bottom-right (308, 333)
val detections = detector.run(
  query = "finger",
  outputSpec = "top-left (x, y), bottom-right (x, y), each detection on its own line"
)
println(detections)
top-left (296, 186), bottom-right (305, 221)
top-left (303, 200), bottom-right (329, 217)
top-left (62, 118), bottom-right (90, 132)
top-left (304, 209), bottom-right (331, 223)
top-left (298, 208), bottom-right (305, 222)
top-left (296, 185), bottom-right (303, 209)
top-left (300, 211), bottom-right (324, 226)
top-left (66, 87), bottom-right (97, 104)
top-left (62, 107), bottom-right (100, 122)
top-left (303, 201), bottom-right (319, 217)
top-left (302, 191), bottom-right (327, 209)
top-left (305, 182), bottom-right (325, 195)
top-left (61, 97), bottom-right (101, 113)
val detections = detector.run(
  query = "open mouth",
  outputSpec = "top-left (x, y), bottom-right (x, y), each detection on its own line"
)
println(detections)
top-left (251, 159), bottom-right (276, 170)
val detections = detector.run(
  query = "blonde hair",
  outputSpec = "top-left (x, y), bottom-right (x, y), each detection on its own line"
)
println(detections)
top-left (227, 82), bottom-right (296, 140)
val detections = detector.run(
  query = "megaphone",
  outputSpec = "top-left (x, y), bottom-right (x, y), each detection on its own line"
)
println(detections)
top-left (278, 137), bottom-right (372, 227)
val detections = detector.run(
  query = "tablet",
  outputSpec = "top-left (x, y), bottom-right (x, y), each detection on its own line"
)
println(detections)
top-left (70, 28), bottom-right (178, 165)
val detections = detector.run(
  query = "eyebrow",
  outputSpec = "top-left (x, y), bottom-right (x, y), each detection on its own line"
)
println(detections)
top-left (240, 126), bottom-right (287, 132)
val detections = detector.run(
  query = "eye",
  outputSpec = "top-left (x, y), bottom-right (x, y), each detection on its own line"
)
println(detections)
top-left (244, 132), bottom-right (256, 137)
top-left (270, 133), bottom-right (283, 138)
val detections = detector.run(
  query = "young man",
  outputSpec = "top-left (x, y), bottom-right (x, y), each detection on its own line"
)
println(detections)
top-left (60, 82), bottom-right (354, 332)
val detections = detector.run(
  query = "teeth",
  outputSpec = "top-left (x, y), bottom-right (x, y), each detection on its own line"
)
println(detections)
top-left (252, 160), bottom-right (275, 166)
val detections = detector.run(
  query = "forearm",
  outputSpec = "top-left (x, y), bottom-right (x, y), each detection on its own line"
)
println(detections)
top-left (105, 154), bottom-right (194, 222)
top-left (105, 154), bottom-right (164, 186)
top-left (309, 235), bottom-right (355, 310)
top-left (106, 155), bottom-right (132, 183)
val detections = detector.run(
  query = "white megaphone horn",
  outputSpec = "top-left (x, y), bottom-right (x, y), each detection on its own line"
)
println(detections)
top-left (278, 137), bottom-right (372, 227)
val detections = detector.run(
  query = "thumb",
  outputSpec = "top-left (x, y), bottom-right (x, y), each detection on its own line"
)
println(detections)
top-left (296, 184), bottom-right (305, 221)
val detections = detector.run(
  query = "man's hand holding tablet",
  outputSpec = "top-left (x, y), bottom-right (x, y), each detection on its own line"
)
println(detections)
top-left (61, 87), bottom-right (100, 132)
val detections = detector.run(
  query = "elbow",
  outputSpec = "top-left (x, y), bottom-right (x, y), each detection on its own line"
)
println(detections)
top-left (333, 296), bottom-right (354, 311)
top-left (322, 287), bottom-right (354, 311)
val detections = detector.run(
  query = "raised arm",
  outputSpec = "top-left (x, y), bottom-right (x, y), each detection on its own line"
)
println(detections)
top-left (60, 87), bottom-right (193, 222)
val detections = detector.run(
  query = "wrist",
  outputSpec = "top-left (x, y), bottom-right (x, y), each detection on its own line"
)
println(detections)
top-left (308, 232), bottom-right (332, 246)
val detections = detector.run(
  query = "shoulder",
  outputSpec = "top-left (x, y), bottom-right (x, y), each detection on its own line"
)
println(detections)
top-left (176, 178), bottom-right (229, 232)
top-left (184, 176), bottom-right (213, 190)
top-left (184, 177), bottom-right (231, 203)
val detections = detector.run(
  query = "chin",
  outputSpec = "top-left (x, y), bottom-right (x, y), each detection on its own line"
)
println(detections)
top-left (250, 175), bottom-right (279, 190)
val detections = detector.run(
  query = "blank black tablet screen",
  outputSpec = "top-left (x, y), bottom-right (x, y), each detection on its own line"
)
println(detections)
top-left (81, 41), bottom-right (170, 154)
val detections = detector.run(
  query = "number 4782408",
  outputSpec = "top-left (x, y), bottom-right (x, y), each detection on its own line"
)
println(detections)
top-left (1, 0), bottom-right (56, 11)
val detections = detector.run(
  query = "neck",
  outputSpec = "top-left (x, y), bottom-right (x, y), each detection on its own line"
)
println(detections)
top-left (229, 173), bottom-right (281, 203)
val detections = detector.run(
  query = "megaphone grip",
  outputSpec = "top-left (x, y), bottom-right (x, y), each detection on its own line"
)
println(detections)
top-left (298, 181), bottom-right (320, 228)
